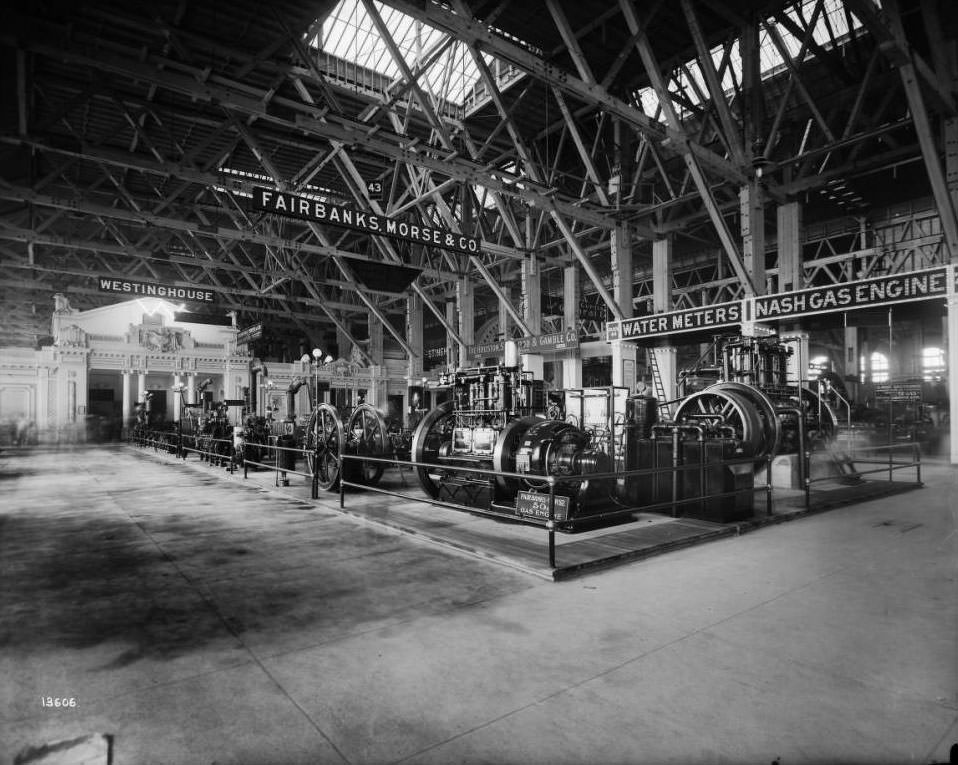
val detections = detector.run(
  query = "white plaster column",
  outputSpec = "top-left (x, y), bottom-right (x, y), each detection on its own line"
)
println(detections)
top-left (36, 365), bottom-right (50, 434)
top-left (521, 255), bottom-right (543, 378)
top-left (122, 371), bottom-right (132, 431)
top-left (187, 373), bottom-right (196, 407)
top-left (172, 374), bottom-right (182, 422)
top-left (137, 372), bottom-right (146, 404)
top-left (563, 265), bottom-right (582, 388)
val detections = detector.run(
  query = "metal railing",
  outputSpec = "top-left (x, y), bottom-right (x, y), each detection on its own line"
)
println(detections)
top-left (802, 438), bottom-right (922, 509)
top-left (129, 425), bottom-right (329, 498)
top-left (338, 451), bottom-right (774, 572)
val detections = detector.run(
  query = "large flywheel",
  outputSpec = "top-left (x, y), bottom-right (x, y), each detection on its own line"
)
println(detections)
top-left (410, 401), bottom-right (455, 498)
top-left (673, 382), bottom-right (781, 459)
top-left (781, 386), bottom-right (839, 452)
top-left (305, 403), bottom-right (343, 490)
top-left (344, 403), bottom-right (388, 486)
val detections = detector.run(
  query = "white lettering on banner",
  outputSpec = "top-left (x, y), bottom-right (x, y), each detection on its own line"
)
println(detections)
top-left (754, 268), bottom-right (948, 320)
top-left (98, 277), bottom-right (215, 303)
top-left (614, 301), bottom-right (743, 340)
top-left (254, 187), bottom-right (482, 256)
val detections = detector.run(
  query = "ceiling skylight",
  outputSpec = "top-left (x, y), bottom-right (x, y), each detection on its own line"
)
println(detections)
top-left (316, 0), bottom-right (521, 107)
top-left (636, 0), bottom-right (864, 119)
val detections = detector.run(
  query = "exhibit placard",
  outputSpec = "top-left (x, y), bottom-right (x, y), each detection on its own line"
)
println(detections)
top-left (515, 490), bottom-right (570, 521)
top-left (874, 383), bottom-right (922, 402)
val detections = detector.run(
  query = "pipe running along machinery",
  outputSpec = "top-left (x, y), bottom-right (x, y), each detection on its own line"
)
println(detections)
top-left (405, 336), bottom-right (838, 530)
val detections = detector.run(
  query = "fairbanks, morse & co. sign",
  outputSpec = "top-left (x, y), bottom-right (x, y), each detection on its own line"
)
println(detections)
top-left (253, 187), bottom-right (482, 256)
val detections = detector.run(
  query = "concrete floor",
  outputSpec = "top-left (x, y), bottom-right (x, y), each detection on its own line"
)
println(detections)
top-left (1, 445), bottom-right (956, 765)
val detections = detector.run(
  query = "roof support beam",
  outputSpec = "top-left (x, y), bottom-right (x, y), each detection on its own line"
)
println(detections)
top-left (881, 1), bottom-right (958, 260)
top-left (845, 0), bottom-right (956, 116)
top-left (617, 0), bottom-right (757, 296)
top-left (376, 0), bottom-right (746, 185)
top-left (680, 0), bottom-right (745, 166)
top-left (1, 25), bottom-right (614, 232)
top-left (545, 0), bottom-right (596, 85)
top-left (550, 213), bottom-right (625, 323)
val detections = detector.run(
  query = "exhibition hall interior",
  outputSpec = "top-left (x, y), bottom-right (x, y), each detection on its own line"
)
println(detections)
top-left (1, 0), bottom-right (956, 763)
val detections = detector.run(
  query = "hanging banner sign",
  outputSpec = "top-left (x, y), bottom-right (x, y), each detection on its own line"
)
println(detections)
top-left (752, 267), bottom-right (950, 322)
top-left (422, 309), bottom-right (448, 371)
top-left (605, 266), bottom-right (954, 343)
top-left (467, 330), bottom-right (580, 360)
top-left (579, 300), bottom-right (611, 322)
top-left (468, 340), bottom-right (505, 359)
top-left (516, 329), bottom-right (579, 353)
top-left (606, 301), bottom-right (743, 341)
top-left (236, 323), bottom-right (263, 344)
top-left (98, 277), bottom-right (215, 303)
top-left (252, 187), bottom-right (482, 256)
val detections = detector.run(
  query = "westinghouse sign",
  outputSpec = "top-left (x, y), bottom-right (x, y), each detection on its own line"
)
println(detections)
top-left (606, 266), bottom-right (954, 342)
top-left (98, 277), bottom-right (215, 303)
top-left (253, 187), bottom-right (482, 256)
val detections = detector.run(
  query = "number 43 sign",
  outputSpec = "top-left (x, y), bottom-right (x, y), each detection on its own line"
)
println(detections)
top-left (366, 180), bottom-right (383, 201)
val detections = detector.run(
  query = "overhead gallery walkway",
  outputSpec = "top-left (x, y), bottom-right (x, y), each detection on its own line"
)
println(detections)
top-left (1, 445), bottom-right (956, 764)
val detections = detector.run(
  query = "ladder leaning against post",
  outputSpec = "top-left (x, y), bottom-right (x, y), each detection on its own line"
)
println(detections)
top-left (646, 347), bottom-right (672, 420)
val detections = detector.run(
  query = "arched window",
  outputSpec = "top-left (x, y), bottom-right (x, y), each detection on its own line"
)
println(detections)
top-left (808, 354), bottom-right (829, 380)
top-left (869, 351), bottom-right (889, 384)
top-left (922, 347), bottom-right (945, 381)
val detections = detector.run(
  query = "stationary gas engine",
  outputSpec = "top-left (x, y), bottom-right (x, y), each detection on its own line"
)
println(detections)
top-left (673, 335), bottom-right (838, 460)
top-left (411, 366), bottom-right (693, 527)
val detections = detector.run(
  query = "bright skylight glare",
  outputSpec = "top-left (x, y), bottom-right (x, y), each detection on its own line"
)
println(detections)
top-left (636, 0), bottom-right (863, 119)
top-left (315, 0), bottom-right (524, 107)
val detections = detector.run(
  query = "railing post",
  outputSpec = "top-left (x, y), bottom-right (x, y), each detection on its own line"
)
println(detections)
top-left (671, 427), bottom-right (680, 518)
top-left (765, 455), bottom-right (773, 517)
top-left (547, 478), bottom-right (556, 571)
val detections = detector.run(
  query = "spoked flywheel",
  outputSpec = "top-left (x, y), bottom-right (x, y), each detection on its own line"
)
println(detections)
top-left (344, 403), bottom-right (388, 486)
top-left (305, 403), bottom-right (344, 490)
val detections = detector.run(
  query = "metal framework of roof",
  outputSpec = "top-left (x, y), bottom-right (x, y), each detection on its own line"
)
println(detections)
top-left (0, 0), bottom-right (955, 355)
